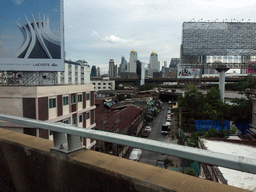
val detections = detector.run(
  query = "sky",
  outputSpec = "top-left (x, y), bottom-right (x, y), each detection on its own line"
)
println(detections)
top-left (1, 0), bottom-right (256, 74)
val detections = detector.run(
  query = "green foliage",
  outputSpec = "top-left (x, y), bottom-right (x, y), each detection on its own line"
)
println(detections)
top-left (109, 93), bottom-right (115, 97)
top-left (138, 83), bottom-right (156, 91)
top-left (151, 109), bottom-right (158, 118)
top-left (164, 158), bottom-right (173, 166)
top-left (229, 98), bottom-right (252, 123)
top-left (117, 94), bottom-right (126, 101)
top-left (186, 168), bottom-right (196, 176)
top-left (187, 128), bottom-right (231, 148)
top-left (226, 75), bottom-right (256, 91)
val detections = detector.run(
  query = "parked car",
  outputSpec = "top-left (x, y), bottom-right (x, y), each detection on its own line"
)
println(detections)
top-left (129, 149), bottom-right (142, 161)
top-left (145, 126), bottom-right (152, 133)
top-left (167, 116), bottom-right (171, 121)
top-left (167, 110), bottom-right (171, 114)
top-left (156, 160), bottom-right (166, 168)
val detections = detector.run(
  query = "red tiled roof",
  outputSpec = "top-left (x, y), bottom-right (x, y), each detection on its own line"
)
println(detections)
top-left (95, 99), bottom-right (104, 105)
top-left (95, 105), bottom-right (142, 133)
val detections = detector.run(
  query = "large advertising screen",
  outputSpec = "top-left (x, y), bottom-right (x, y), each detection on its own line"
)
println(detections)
top-left (177, 64), bottom-right (201, 78)
top-left (182, 22), bottom-right (256, 56)
top-left (0, 0), bottom-right (64, 71)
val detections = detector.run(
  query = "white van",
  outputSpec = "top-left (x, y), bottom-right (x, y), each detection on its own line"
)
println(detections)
top-left (129, 149), bottom-right (142, 161)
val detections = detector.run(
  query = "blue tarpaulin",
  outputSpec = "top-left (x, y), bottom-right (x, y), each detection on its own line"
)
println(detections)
top-left (194, 120), bottom-right (230, 131)
top-left (235, 121), bottom-right (250, 135)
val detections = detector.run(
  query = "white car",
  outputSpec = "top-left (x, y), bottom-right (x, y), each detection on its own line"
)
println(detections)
top-left (129, 149), bottom-right (142, 161)
top-left (145, 126), bottom-right (152, 133)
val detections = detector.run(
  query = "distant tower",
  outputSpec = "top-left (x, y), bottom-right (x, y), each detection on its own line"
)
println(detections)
top-left (149, 51), bottom-right (160, 71)
top-left (120, 56), bottom-right (127, 72)
top-left (109, 59), bottom-right (115, 77)
top-left (91, 66), bottom-right (97, 78)
top-left (164, 61), bottom-right (167, 67)
top-left (140, 62), bottom-right (145, 86)
top-left (96, 67), bottom-right (100, 77)
top-left (128, 50), bottom-right (137, 73)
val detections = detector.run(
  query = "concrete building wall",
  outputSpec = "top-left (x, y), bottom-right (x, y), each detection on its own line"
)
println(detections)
top-left (0, 98), bottom-right (23, 116)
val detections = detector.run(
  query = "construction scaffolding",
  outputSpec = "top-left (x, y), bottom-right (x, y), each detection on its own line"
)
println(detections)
top-left (181, 22), bottom-right (256, 65)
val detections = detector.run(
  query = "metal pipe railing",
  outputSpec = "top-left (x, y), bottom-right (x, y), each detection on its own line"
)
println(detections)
top-left (0, 114), bottom-right (256, 174)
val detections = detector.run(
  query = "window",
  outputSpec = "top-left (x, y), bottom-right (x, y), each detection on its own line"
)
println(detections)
top-left (108, 83), bottom-right (112, 85)
top-left (93, 83), bottom-right (95, 85)
top-left (79, 115), bottom-right (83, 123)
top-left (49, 98), bottom-right (56, 108)
top-left (103, 83), bottom-right (106, 85)
top-left (98, 83), bottom-right (101, 85)
top-left (86, 112), bottom-right (90, 120)
top-left (63, 96), bottom-right (69, 105)
top-left (98, 87), bottom-right (100, 89)
top-left (78, 94), bottom-right (82, 102)
top-left (86, 93), bottom-right (90, 100)
top-left (103, 87), bottom-right (106, 89)
top-left (71, 95), bottom-right (76, 104)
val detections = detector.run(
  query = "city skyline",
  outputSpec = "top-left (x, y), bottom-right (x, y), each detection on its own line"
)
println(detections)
top-left (63, 0), bottom-right (256, 70)
top-left (2, 0), bottom-right (256, 73)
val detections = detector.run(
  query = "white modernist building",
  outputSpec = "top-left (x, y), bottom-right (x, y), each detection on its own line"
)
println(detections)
top-left (128, 50), bottom-right (137, 73)
top-left (57, 60), bottom-right (90, 84)
top-left (17, 14), bottom-right (61, 59)
top-left (149, 51), bottom-right (160, 72)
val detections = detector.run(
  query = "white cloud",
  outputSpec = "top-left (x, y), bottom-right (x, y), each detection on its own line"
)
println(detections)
top-left (91, 31), bottom-right (134, 44)
top-left (11, 0), bottom-right (25, 5)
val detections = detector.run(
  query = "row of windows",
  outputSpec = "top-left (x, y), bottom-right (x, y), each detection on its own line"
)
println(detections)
top-left (49, 93), bottom-right (90, 108)
top-left (94, 87), bottom-right (112, 90)
top-left (92, 82), bottom-right (113, 85)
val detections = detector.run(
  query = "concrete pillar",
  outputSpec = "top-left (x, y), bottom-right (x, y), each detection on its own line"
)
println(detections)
top-left (219, 70), bottom-right (226, 101)
top-left (215, 67), bottom-right (229, 102)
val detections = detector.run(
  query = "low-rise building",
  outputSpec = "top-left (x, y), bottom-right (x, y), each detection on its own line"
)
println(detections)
top-left (57, 60), bottom-right (90, 84)
top-left (199, 138), bottom-right (256, 191)
top-left (94, 102), bottom-right (144, 156)
top-left (0, 85), bottom-right (96, 149)
top-left (91, 77), bottom-right (115, 92)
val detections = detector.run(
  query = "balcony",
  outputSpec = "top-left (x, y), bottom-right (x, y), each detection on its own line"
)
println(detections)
top-left (0, 114), bottom-right (254, 192)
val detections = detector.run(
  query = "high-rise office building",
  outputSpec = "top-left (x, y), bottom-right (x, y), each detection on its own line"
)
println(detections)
top-left (128, 50), bottom-right (137, 73)
top-left (96, 67), bottom-right (100, 77)
top-left (120, 56), bottom-right (127, 72)
top-left (91, 66), bottom-right (97, 78)
top-left (109, 59), bottom-right (115, 77)
top-left (149, 51), bottom-right (160, 72)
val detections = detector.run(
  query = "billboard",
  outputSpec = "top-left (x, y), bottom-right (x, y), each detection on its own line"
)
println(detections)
top-left (182, 22), bottom-right (256, 56)
top-left (0, 0), bottom-right (64, 71)
top-left (177, 64), bottom-right (201, 78)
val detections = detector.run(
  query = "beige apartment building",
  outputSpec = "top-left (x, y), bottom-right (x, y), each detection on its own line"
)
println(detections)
top-left (0, 84), bottom-right (96, 149)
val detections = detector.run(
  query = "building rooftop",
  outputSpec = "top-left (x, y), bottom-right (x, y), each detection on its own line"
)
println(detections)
top-left (95, 105), bottom-right (142, 133)
top-left (201, 138), bottom-right (256, 191)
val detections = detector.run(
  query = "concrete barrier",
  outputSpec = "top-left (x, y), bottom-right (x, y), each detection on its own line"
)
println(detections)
top-left (0, 128), bottom-right (247, 192)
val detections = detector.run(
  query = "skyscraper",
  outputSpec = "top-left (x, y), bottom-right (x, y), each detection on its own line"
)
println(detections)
top-left (91, 65), bottom-right (97, 78)
top-left (109, 59), bottom-right (114, 77)
top-left (128, 50), bottom-right (137, 73)
top-left (149, 51), bottom-right (160, 71)
top-left (96, 67), bottom-right (100, 77)
top-left (120, 56), bottom-right (127, 72)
